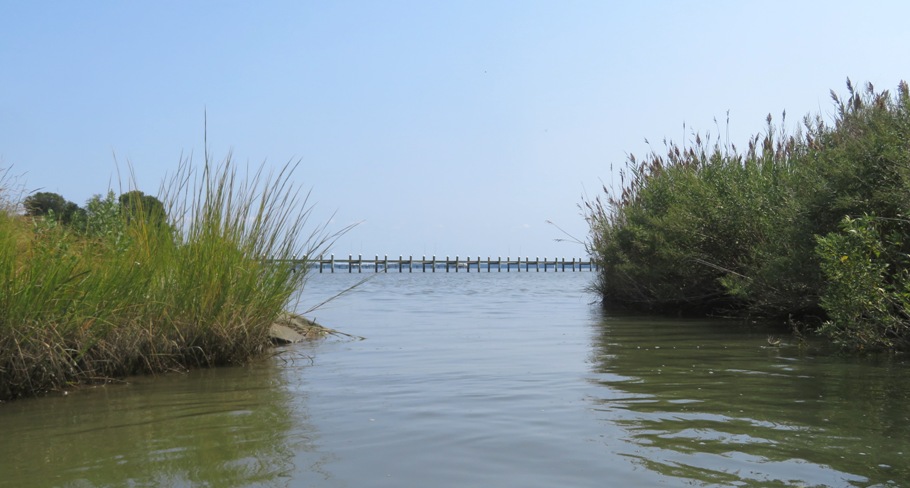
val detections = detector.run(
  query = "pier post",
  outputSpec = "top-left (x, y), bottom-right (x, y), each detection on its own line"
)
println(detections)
top-left (282, 255), bottom-right (599, 274)
top-left (301, 254), bottom-right (595, 274)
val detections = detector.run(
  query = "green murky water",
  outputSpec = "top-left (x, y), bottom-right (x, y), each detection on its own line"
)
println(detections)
top-left (588, 316), bottom-right (910, 487)
top-left (1, 273), bottom-right (908, 487)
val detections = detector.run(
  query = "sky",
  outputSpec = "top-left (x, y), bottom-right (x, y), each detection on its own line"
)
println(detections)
top-left (2, 1), bottom-right (909, 259)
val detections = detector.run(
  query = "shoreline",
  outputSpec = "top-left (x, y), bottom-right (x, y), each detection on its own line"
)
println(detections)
top-left (269, 312), bottom-right (357, 343)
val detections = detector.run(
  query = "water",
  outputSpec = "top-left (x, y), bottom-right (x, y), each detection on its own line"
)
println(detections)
top-left (2, 272), bottom-right (909, 487)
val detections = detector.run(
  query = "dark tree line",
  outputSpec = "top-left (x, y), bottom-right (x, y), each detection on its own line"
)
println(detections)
top-left (23, 190), bottom-right (166, 228)
top-left (22, 191), bottom-right (83, 224)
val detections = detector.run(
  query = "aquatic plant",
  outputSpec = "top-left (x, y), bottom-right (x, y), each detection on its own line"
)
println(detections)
top-left (0, 155), bottom-right (334, 401)
top-left (585, 80), bottom-right (910, 351)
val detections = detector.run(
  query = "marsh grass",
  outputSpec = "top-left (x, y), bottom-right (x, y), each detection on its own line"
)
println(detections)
top-left (0, 156), bottom-right (334, 401)
top-left (583, 110), bottom-right (810, 315)
top-left (585, 80), bottom-right (910, 351)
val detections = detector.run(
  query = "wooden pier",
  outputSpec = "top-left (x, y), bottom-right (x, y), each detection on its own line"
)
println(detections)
top-left (290, 255), bottom-right (597, 273)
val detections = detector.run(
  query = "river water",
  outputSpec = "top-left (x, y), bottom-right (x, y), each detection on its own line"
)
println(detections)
top-left (1, 272), bottom-right (909, 487)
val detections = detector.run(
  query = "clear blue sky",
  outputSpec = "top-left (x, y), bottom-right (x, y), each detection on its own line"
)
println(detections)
top-left (2, 1), bottom-right (908, 259)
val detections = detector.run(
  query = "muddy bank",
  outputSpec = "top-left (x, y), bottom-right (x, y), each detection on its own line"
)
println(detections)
top-left (269, 313), bottom-right (358, 344)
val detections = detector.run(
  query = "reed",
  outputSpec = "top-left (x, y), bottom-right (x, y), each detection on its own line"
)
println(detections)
top-left (0, 155), bottom-right (332, 401)
top-left (585, 80), bottom-right (910, 351)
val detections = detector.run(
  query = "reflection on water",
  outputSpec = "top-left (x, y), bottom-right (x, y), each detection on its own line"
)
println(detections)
top-left (2, 273), bottom-right (910, 487)
top-left (0, 354), bottom-right (328, 487)
top-left (588, 316), bottom-right (910, 487)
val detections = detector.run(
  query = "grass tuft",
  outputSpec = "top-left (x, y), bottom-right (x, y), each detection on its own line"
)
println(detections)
top-left (0, 155), bottom-right (334, 401)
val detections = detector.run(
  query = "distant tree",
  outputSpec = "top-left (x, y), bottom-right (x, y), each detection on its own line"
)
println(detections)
top-left (118, 190), bottom-right (166, 226)
top-left (23, 191), bottom-right (66, 216)
top-left (23, 191), bottom-right (82, 224)
top-left (63, 201), bottom-right (86, 225)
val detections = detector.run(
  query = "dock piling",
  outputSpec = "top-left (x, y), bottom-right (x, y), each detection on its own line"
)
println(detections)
top-left (297, 255), bottom-right (594, 273)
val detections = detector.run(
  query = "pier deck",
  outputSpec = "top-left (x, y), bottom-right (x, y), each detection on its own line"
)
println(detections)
top-left (286, 255), bottom-right (597, 273)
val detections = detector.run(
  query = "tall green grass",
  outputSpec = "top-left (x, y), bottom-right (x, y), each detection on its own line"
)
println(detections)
top-left (585, 80), bottom-right (910, 351)
top-left (0, 156), bottom-right (331, 401)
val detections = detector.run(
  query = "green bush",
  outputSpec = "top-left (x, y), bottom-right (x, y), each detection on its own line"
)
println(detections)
top-left (816, 216), bottom-right (910, 351)
top-left (585, 80), bottom-right (910, 351)
top-left (585, 120), bottom-right (808, 316)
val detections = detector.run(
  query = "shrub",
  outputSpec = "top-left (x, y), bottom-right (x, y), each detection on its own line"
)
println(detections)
top-left (584, 119), bottom-right (808, 316)
top-left (816, 216), bottom-right (910, 351)
top-left (585, 80), bottom-right (910, 350)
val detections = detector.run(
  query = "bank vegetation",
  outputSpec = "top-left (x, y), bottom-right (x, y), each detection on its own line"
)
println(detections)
top-left (585, 80), bottom-right (910, 352)
top-left (0, 157), bottom-right (329, 401)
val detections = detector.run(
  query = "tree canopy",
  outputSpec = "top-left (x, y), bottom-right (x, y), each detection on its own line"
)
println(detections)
top-left (118, 190), bottom-right (166, 225)
top-left (23, 191), bottom-right (82, 224)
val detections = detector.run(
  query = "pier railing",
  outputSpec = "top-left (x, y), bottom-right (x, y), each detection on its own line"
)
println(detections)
top-left (285, 255), bottom-right (597, 273)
